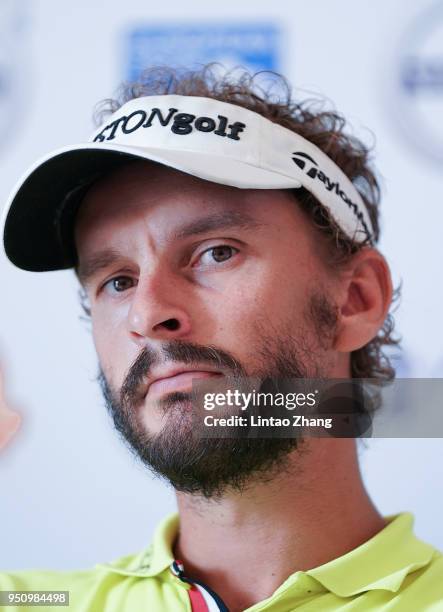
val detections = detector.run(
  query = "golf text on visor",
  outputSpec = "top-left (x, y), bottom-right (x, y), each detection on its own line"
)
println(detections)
top-left (2, 95), bottom-right (374, 272)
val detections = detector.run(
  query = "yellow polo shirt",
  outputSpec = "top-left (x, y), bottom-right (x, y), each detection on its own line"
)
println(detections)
top-left (1, 512), bottom-right (442, 611)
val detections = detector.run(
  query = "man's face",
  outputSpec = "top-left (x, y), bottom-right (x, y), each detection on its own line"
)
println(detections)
top-left (75, 160), bottom-right (343, 497)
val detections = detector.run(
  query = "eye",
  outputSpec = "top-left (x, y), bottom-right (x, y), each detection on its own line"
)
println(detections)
top-left (195, 245), bottom-right (238, 267)
top-left (102, 275), bottom-right (136, 295)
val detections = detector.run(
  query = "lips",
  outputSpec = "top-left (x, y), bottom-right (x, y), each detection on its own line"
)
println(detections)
top-left (147, 370), bottom-right (222, 398)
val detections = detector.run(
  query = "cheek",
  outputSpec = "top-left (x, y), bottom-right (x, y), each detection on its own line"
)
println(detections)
top-left (204, 265), bottom-right (308, 351)
top-left (229, 266), bottom-right (308, 323)
top-left (90, 307), bottom-right (135, 387)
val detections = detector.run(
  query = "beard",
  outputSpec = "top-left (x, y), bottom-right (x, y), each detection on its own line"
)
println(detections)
top-left (99, 292), bottom-right (338, 498)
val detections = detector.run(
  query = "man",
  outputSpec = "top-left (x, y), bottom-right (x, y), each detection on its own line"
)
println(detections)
top-left (1, 66), bottom-right (442, 611)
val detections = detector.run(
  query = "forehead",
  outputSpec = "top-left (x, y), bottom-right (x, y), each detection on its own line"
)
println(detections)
top-left (74, 159), bottom-right (314, 250)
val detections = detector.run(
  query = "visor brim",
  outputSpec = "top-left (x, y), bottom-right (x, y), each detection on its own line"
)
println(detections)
top-left (2, 143), bottom-right (301, 272)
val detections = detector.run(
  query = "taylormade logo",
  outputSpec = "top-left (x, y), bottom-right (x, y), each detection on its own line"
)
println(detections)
top-left (291, 151), bottom-right (371, 239)
top-left (93, 107), bottom-right (246, 143)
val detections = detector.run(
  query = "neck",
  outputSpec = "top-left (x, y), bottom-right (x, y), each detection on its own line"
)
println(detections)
top-left (174, 438), bottom-right (384, 612)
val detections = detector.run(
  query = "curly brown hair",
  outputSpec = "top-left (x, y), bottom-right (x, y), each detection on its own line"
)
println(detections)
top-left (90, 64), bottom-right (400, 380)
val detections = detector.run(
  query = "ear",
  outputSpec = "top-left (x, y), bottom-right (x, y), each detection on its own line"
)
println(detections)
top-left (333, 248), bottom-right (393, 352)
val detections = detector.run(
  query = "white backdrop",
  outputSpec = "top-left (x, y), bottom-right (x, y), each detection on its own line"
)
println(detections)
top-left (1, 0), bottom-right (442, 570)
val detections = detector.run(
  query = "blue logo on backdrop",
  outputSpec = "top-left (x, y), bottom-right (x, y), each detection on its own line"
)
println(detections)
top-left (389, 2), bottom-right (443, 165)
top-left (125, 24), bottom-right (281, 81)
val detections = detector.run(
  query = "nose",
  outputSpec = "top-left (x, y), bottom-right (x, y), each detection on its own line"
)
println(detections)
top-left (126, 270), bottom-right (192, 345)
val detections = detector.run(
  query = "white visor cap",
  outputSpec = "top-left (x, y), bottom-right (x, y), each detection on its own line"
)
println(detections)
top-left (2, 95), bottom-right (374, 271)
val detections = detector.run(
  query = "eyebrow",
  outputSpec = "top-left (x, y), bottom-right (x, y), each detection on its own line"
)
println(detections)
top-left (77, 210), bottom-right (264, 286)
top-left (76, 248), bottom-right (123, 286)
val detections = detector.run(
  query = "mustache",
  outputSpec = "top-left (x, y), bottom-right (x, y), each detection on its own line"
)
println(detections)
top-left (120, 340), bottom-right (247, 407)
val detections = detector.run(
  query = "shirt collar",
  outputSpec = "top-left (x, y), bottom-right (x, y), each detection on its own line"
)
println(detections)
top-left (306, 512), bottom-right (436, 597)
top-left (98, 511), bottom-right (436, 597)
top-left (96, 513), bottom-right (178, 577)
